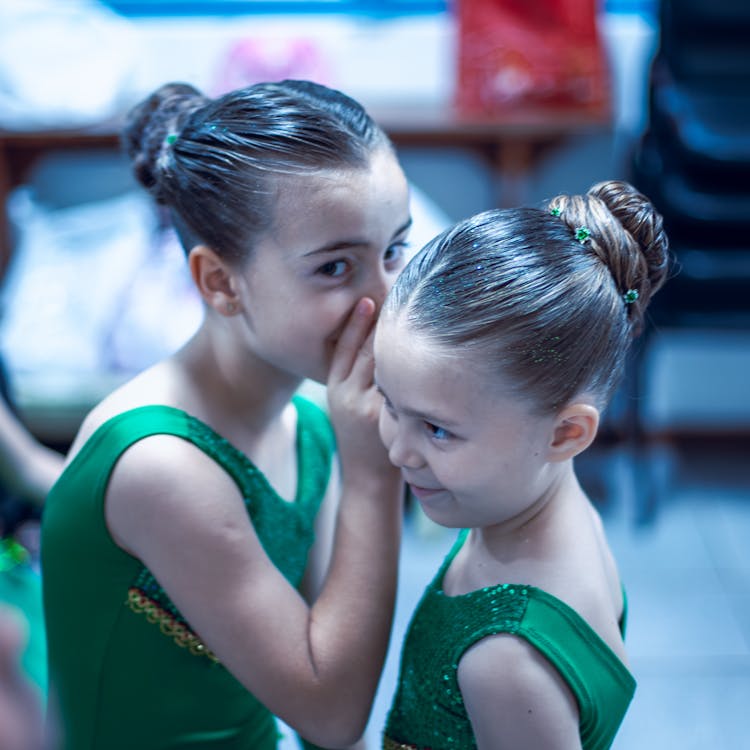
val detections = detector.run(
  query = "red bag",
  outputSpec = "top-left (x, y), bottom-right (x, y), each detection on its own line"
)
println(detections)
top-left (455, 0), bottom-right (610, 117)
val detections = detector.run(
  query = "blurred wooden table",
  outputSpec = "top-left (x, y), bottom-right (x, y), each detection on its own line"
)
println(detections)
top-left (0, 103), bottom-right (610, 279)
top-left (372, 101), bottom-right (610, 206)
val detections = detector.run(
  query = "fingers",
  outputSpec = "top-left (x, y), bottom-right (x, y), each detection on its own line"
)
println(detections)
top-left (328, 298), bottom-right (376, 386)
top-left (345, 324), bottom-right (376, 392)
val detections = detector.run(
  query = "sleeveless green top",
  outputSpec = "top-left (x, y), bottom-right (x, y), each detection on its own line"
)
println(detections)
top-left (383, 530), bottom-right (636, 750)
top-left (41, 397), bottom-right (335, 750)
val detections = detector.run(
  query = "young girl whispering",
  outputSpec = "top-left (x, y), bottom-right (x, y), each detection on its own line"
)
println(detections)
top-left (374, 181), bottom-right (670, 750)
top-left (41, 79), bottom-right (412, 750)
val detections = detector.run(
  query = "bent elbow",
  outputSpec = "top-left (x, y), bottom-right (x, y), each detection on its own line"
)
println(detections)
top-left (298, 707), bottom-right (368, 748)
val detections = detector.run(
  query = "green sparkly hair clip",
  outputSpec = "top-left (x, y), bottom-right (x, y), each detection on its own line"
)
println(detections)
top-left (165, 133), bottom-right (178, 145)
top-left (623, 289), bottom-right (639, 304)
top-left (575, 226), bottom-right (591, 244)
top-left (549, 208), bottom-right (591, 245)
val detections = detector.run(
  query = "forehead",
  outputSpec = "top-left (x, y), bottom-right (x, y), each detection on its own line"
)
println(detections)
top-left (375, 313), bottom-right (490, 406)
top-left (265, 148), bottom-right (409, 250)
top-left (375, 314), bottom-right (542, 433)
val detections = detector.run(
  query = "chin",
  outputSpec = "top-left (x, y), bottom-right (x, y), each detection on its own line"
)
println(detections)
top-left (413, 499), bottom-right (463, 530)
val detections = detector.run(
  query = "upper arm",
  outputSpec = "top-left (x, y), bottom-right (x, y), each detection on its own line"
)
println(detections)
top-left (104, 435), bottom-right (318, 717)
top-left (458, 634), bottom-right (581, 750)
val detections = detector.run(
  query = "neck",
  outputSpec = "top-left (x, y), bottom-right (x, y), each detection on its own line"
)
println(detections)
top-left (176, 324), bottom-right (303, 437)
top-left (469, 462), bottom-right (584, 562)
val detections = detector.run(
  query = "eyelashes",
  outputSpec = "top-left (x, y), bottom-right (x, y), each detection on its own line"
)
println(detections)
top-left (425, 423), bottom-right (450, 441)
top-left (377, 389), bottom-right (454, 443)
top-left (316, 259), bottom-right (349, 278)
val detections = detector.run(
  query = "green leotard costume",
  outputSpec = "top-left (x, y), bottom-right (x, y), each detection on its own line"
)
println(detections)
top-left (383, 529), bottom-right (636, 750)
top-left (41, 398), bottom-right (335, 750)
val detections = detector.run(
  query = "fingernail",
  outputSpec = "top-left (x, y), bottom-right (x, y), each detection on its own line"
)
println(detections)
top-left (356, 298), bottom-right (373, 316)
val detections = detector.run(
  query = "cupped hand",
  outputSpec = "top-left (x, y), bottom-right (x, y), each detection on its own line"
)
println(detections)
top-left (327, 298), bottom-right (396, 487)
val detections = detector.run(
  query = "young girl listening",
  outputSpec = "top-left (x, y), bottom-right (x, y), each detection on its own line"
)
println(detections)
top-left (374, 181), bottom-right (670, 750)
top-left (41, 80), bottom-right (412, 750)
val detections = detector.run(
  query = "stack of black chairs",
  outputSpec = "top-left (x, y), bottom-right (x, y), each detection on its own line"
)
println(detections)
top-left (632, 0), bottom-right (750, 324)
top-left (626, 0), bottom-right (750, 520)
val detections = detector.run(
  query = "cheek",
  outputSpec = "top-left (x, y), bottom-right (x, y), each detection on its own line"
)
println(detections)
top-left (320, 292), bottom-right (365, 336)
top-left (286, 299), bottom-right (346, 352)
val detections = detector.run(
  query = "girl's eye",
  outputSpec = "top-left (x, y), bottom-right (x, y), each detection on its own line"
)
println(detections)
top-left (425, 422), bottom-right (450, 441)
top-left (317, 260), bottom-right (350, 278)
top-left (384, 241), bottom-right (409, 268)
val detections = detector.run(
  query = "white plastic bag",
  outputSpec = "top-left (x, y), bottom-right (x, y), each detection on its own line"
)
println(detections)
top-left (0, 187), bottom-right (157, 374)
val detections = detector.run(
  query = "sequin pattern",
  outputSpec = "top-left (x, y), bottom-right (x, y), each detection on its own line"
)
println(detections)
top-left (382, 737), bottom-right (421, 750)
top-left (127, 587), bottom-right (219, 661)
top-left (384, 544), bottom-right (529, 750)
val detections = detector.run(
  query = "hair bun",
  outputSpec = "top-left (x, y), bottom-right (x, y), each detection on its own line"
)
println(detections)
top-left (122, 82), bottom-right (207, 203)
top-left (589, 179), bottom-right (670, 296)
top-left (547, 180), bottom-right (671, 335)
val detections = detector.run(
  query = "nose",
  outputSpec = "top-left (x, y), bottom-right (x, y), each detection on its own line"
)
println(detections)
top-left (363, 267), bottom-right (393, 312)
top-left (385, 422), bottom-right (423, 471)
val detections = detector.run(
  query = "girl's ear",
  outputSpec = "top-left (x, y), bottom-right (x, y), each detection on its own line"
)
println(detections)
top-left (188, 245), bottom-right (241, 316)
top-left (547, 402), bottom-right (600, 462)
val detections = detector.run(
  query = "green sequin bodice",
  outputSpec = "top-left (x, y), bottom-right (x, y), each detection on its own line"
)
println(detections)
top-left (383, 530), bottom-right (636, 750)
top-left (42, 397), bottom-right (335, 750)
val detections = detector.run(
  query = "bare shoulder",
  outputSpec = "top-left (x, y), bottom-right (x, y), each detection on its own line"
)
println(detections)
top-left (526, 501), bottom-right (627, 662)
top-left (458, 633), bottom-right (580, 750)
top-left (67, 361), bottom-right (181, 459)
top-left (72, 360), bottom-right (245, 557)
top-left (563, 506), bottom-right (627, 658)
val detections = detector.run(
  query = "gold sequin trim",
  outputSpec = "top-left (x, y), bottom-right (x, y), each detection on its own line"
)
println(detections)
top-left (382, 737), bottom-right (421, 750)
top-left (126, 587), bottom-right (219, 662)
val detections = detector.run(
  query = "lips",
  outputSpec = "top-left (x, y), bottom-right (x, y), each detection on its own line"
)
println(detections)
top-left (407, 483), bottom-right (443, 501)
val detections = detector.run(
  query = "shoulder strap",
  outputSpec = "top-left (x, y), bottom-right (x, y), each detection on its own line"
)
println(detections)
top-left (519, 590), bottom-right (636, 747)
top-left (62, 404), bottom-right (284, 510)
top-left (63, 405), bottom-right (199, 502)
top-left (292, 395), bottom-right (335, 453)
top-left (432, 528), bottom-right (469, 589)
top-left (438, 581), bottom-right (634, 749)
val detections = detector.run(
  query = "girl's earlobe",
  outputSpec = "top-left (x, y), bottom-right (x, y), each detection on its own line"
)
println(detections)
top-left (548, 403), bottom-right (600, 462)
top-left (188, 245), bottom-right (241, 315)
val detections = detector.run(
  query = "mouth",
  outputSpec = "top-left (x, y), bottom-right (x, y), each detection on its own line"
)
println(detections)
top-left (407, 483), bottom-right (444, 501)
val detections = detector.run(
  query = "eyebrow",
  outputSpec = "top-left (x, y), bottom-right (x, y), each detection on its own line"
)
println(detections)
top-left (303, 217), bottom-right (413, 257)
top-left (375, 382), bottom-right (460, 428)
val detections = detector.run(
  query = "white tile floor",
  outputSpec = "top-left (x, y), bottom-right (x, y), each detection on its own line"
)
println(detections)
top-left (605, 446), bottom-right (750, 748)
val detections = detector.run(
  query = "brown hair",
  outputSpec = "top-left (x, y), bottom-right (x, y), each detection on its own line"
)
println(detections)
top-left (122, 79), bottom-right (393, 263)
top-left (383, 180), bottom-right (670, 413)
